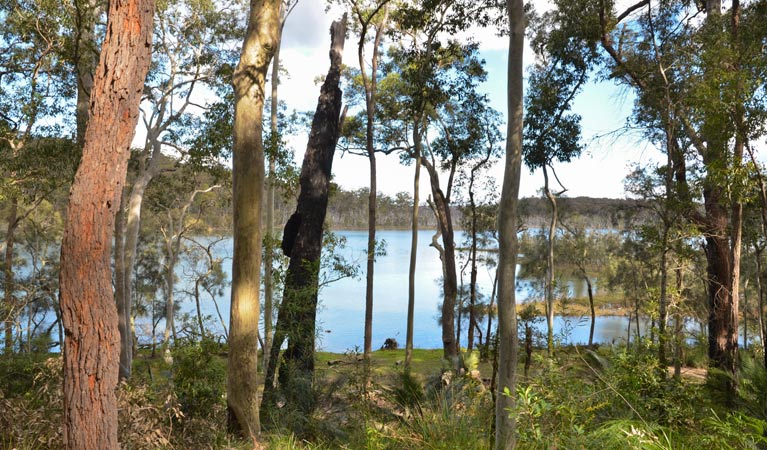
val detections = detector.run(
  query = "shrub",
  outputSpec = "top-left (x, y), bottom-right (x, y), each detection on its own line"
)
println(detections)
top-left (171, 338), bottom-right (226, 419)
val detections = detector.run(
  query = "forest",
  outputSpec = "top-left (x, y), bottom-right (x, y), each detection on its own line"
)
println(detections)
top-left (2, 0), bottom-right (767, 449)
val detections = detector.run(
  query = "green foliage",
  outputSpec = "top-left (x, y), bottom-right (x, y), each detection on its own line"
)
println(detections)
top-left (391, 370), bottom-right (425, 411)
top-left (701, 412), bottom-right (767, 450)
top-left (0, 356), bottom-right (61, 448)
top-left (171, 338), bottom-right (226, 419)
top-left (390, 378), bottom-right (493, 450)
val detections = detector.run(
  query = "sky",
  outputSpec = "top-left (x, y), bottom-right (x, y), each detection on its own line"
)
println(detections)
top-left (258, 2), bottom-right (665, 200)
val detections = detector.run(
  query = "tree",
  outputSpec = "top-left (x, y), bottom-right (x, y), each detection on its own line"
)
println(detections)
top-left (523, 3), bottom-right (594, 354)
top-left (263, 0), bottom-right (299, 379)
top-left (383, 38), bottom-right (498, 364)
top-left (332, 0), bottom-right (391, 370)
top-left (381, 0), bottom-right (498, 365)
top-left (0, 0), bottom-right (80, 354)
top-left (457, 111), bottom-right (502, 351)
top-left (495, 0), bottom-right (524, 447)
top-left (58, 0), bottom-right (154, 446)
top-left (113, 0), bottom-right (244, 380)
top-left (560, 218), bottom-right (616, 347)
top-left (589, 0), bottom-right (767, 383)
top-left (227, 0), bottom-right (281, 440)
top-left (262, 14), bottom-right (348, 423)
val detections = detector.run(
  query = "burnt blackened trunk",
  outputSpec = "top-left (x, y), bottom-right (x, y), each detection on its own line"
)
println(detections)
top-left (262, 15), bottom-right (347, 421)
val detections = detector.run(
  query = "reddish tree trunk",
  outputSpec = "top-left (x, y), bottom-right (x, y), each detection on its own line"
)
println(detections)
top-left (59, 0), bottom-right (154, 447)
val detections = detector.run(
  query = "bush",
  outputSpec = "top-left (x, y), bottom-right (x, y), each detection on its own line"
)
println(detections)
top-left (381, 338), bottom-right (398, 350)
top-left (171, 338), bottom-right (226, 419)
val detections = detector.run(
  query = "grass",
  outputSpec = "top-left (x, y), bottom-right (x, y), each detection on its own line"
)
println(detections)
top-left (4, 343), bottom-right (767, 449)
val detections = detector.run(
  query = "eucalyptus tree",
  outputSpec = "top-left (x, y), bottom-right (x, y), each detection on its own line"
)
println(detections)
top-left (228, 0), bottom-right (282, 440)
top-left (623, 163), bottom-right (692, 365)
top-left (0, 0), bottom-right (81, 353)
top-left (495, 0), bottom-right (524, 445)
top-left (145, 166), bottom-right (223, 351)
top-left (522, 1), bottom-right (596, 355)
top-left (331, 0), bottom-right (391, 367)
top-left (383, 39), bottom-right (499, 364)
top-left (113, 0), bottom-right (244, 380)
top-left (263, 0), bottom-right (298, 376)
top-left (379, 0), bottom-right (500, 365)
top-left (587, 0), bottom-right (767, 381)
top-left (58, 0), bottom-right (154, 446)
top-left (455, 113), bottom-right (502, 351)
top-left (560, 217), bottom-right (619, 347)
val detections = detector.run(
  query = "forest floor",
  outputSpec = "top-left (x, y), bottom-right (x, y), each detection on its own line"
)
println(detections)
top-left (2, 344), bottom-right (758, 450)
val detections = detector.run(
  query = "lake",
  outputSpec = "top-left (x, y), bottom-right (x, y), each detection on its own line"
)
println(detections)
top-left (148, 230), bottom-right (652, 353)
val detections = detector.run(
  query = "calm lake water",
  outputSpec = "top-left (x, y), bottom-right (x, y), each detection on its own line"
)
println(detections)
top-left (149, 230), bottom-right (650, 353)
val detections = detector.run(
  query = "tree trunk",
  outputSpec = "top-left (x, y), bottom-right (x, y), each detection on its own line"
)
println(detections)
top-left (495, 0), bottom-right (524, 446)
top-left (703, 191), bottom-right (738, 378)
top-left (74, 0), bottom-right (99, 148)
top-left (262, 14), bottom-right (346, 421)
top-left (543, 166), bottom-right (557, 356)
top-left (755, 245), bottom-right (766, 367)
top-left (359, 7), bottom-right (388, 363)
top-left (59, 0), bottom-right (154, 446)
top-left (405, 123), bottom-right (422, 372)
top-left (228, 0), bottom-right (281, 440)
top-left (421, 157), bottom-right (458, 364)
top-left (118, 135), bottom-right (164, 379)
top-left (264, 2), bottom-right (288, 376)
top-left (673, 268), bottom-right (683, 379)
top-left (484, 265), bottom-right (498, 361)
top-left (743, 280), bottom-right (748, 350)
top-left (114, 189), bottom-right (127, 374)
top-left (466, 144), bottom-right (492, 351)
top-left (586, 276), bottom-right (595, 347)
top-left (3, 197), bottom-right (18, 354)
top-left (163, 230), bottom-right (178, 349)
top-left (659, 239), bottom-right (669, 367)
top-left (364, 156), bottom-right (376, 358)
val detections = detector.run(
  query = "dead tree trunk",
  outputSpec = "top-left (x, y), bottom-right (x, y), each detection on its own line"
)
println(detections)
top-left (262, 15), bottom-right (347, 421)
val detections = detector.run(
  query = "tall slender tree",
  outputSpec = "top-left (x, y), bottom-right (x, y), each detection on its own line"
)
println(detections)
top-left (495, 0), bottom-right (524, 446)
top-left (228, 0), bottom-right (281, 440)
top-left (264, 0), bottom-right (299, 378)
top-left (58, 0), bottom-right (154, 447)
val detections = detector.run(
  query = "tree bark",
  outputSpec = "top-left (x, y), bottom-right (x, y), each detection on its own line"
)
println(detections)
top-left (264, 0), bottom-right (293, 376)
top-left (421, 156), bottom-right (458, 364)
top-left (59, 0), bottom-right (154, 447)
top-left (586, 276), bottom-right (595, 347)
top-left (495, 0), bottom-right (524, 446)
top-left (755, 245), bottom-right (767, 367)
top-left (467, 142), bottom-right (493, 351)
top-left (359, 4), bottom-right (389, 365)
top-left (703, 174), bottom-right (739, 379)
top-left (484, 264), bottom-right (498, 360)
top-left (118, 148), bottom-right (161, 379)
top-left (73, 0), bottom-right (100, 148)
top-left (114, 189), bottom-right (127, 373)
top-left (405, 123), bottom-right (422, 372)
top-left (262, 14), bottom-right (347, 421)
top-left (3, 198), bottom-right (18, 354)
top-left (543, 166), bottom-right (557, 356)
top-left (228, 0), bottom-right (281, 440)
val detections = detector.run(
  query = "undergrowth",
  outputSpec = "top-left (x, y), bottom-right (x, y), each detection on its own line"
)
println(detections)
top-left (2, 342), bottom-right (767, 449)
